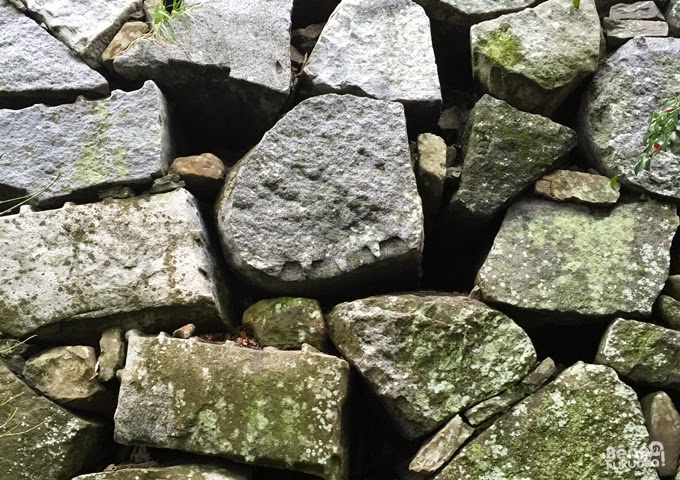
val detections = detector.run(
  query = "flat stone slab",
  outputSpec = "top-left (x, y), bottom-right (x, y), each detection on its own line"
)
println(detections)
top-left (73, 464), bottom-right (250, 480)
top-left (641, 391), bottom-right (680, 477)
top-left (114, 334), bottom-right (349, 480)
top-left (327, 294), bottom-right (536, 439)
top-left (302, 0), bottom-right (441, 128)
top-left (408, 416), bottom-right (474, 475)
top-left (477, 199), bottom-right (678, 321)
top-left (0, 81), bottom-right (171, 207)
top-left (596, 319), bottom-right (680, 391)
top-left (17, 0), bottom-right (141, 67)
top-left (216, 94), bottom-right (423, 297)
top-left (604, 18), bottom-right (668, 47)
top-left (0, 361), bottom-right (106, 480)
top-left (412, 0), bottom-right (543, 27)
top-left (534, 169), bottom-right (620, 205)
top-left (471, 0), bottom-right (601, 116)
top-left (435, 362), bottom-right (658, 480)
top-left (0, 0), bottom-right (108, 109)
top-left (609, 1), bottom-right (664, 20)
top-left (0, 189), bottom-right (231, 340)
top-left (580, 37), bottom-right (680, 200)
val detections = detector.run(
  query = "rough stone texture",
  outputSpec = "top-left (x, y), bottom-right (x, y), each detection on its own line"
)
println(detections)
top-left (408, 416), bottom-right (474, 475)
top-left (169, 153), bottom-right (227, 198)
top-left (435, 362), bottom-right (658, 480)
top-left (0, 81), bottom-right (171, 207)
top-left (242, 297), bottom-right (327, 350)
top-left (0, 0), bottom-right (108, 109)
top-left (668, 0), bottom-right (680, 36)
top-left (596, 318), bottom-right (680, 391)
top-left (641, 391), bottom-right (680, 477)
top-left (470, 0), bottom-right (602, 116)
top-left (534, 169), bottom-right (620, 205)
top-left (216, 94), bottom-right (423, 297)
top-left (73, 465), bottom-right (249, 479)
top-left (98, 327), bottom-right (126, 382)
top-left (327, 294), bottom-right (536, 439)
top-left (448, 95), bottom-right (577, 222)
top-left (580, 37), bottom-right (680, 200)
top-left (302, 0), bottom-right (441, 128)
top-left (477, 199), bottom-right (678, 321)
top-left (112, 0), bottom-right (292, 140)
top-left (655, 295), bottom-right (680, 330)
top-left (291, 23), bottom-right (324, 54)
top-left (411, 0), bottom-right (544, 27)
top-left (17, 0), bottom-right (141, 67)
top-left (101, 21), bottom-right (148, 70)
top-left (0, 361), bottom-right (106, 480)
top-left (609, 1), bottom-right (664, 19)
top-left (416, 133), bottom-right (447, 222)
top-left (23, 346), bottom-right (116, 415)
top-left (114, 334), bottom-right (349, 480)
top-left (603, 18), bottom-right (668, 47)
top-left (0, 189), bottom-right (232, 340)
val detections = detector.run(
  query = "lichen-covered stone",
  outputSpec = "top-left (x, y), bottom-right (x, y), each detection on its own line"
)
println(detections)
top-left (640, 391), bottom-right (680, 477)
top-left (596, 318), bottom-right (680, 390)
top-left (0, 189), bottom-right (232, 340)
top-left (534, 169), bottom-right (620, 206)
top-left (302, 0), bottom-right (441, 128)
top-left (114, 334), bottom-right (349, 480)
top-left (242, 297), bottom-right (327, 350)
top-left (72, 464), bottom-right (250, 480)
top-left (471, 0), bottom-right (602, 116)
top-left (477, 199), bottom-right (678, 321)
top-left (408, 415), bottom-right (474, 475)
top-left (327, 294), bottom-right (536, 439)
top-left (603, 18), bottom-right (668, 47)
top-left (101, 21), bottom-right (149, 69)
top-left (0, 0), bottom-right (108, 109)
top-left (216, 94), bottom-right (423, 297)
top-left (436, 362), bottom-right (658, 480)
top-left (668, 0), bottom-right (680, 36)
top-left (0, 81), bottom-right (171, 207)
top-left (609, 1), bottom-right (664, 20)
top-left (415, 133), bottom-right (447, 223)
top-left (579, 37), bottom-right (680, 200)
top-left (655, 295), bottom-right (680, 330)
top-left (448, 95), bottom-right (577, 222)
top-left (98, 327), bottom-right (125, 382)
top-left (0, 361), bottom-right (106, 480)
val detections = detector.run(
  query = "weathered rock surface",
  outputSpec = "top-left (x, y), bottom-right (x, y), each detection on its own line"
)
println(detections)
top-left (408, 416), bottom-right (474, 475)
top-left (0, 361), bottom-right (106, 480)
top-left (327, 294), bottom-right (536, 439)
top-left (101, 21), bottom-right (148, 69)
top-left (23, 346), bottom-right (115, 415)
top-left (448, 95), bottom-right (577, 222)
top-left (580, 37), bottom-right (680, 200)
top-left (412, 0), bottom-right (544, 27)
top-left (169, 153), bottom-right (227, 198)
top-left (477, 199), bottom-right (677, 321)
top-left (216, 94), bottom-right (423, 297)
top-left (242, 297), bottom-right (326, 350)
top-left (73, 464), bottom-right (250, 479)
top-left (609, 1), bottom-right (664, 19)
top-left (534, 169), bottom-right (620, 205)
top-left (17, 0), bottom-right (141, 67)
top-left (112, 0), bottom-right (292, 140)
top-left (641, 391), bottom-right (680, 477)
top-left (603, 18), bottom-right (668, 47)
top-left (656, 294), bottom-right (680, 329)
top-left (303, 0), bottom-right (441, 128)
top-left (114, 334), bottom-right (349, 480)
top-left (596, 319), bottom-right (680, 390)
top-left (415, 133), bottom-right (447, 222)
top-left (98, 327), bottom-right (125, 382)
top-left (668, 0), bottom-right (680, 36)
top-left (0, 81), bottom-right (171, 207)
top-left (435, 362), bottom-right (657, 480)
top-left (470, 0), bottom-right (602, 116)
top-left (0, 189), bottom-right (231, 340)
top-left (0, 0), bottom-right (108, 109)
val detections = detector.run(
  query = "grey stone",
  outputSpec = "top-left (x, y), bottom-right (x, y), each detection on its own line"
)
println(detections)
top-left (471, 0), bottom-right (602, 116)
top-left (302, 0), bottom-right (441, 128)
top-left (609, 1), bottom-right (664, 20)
top-left (0, 0), bottom-right (108, 109)
top-left (411, 0), bottom-right (544, 27)
top-left (149, 174), bottom-right (185, 194)
top-left (216, 94), bottom-right (423, 297)
top-left (641, 391), bottom-right (680, 477)
top-left (667, 275), bottom-right (680, 300)
top-left (98, 327), bottom-right (126, 382)
top-left (291, 22), bottom-right (324, 54)
top-left (17, 0), bottom-right (141, 67)
top-left (416, 133), bottom-right (447, 223)
top-left (435, 362), bottom-right (658, 480)
top-left (408, 416), bottom-right (474, 475)
top-left (448, 95), bottom-right (577, 222)
top-left (101, 21), bottom-right (149, 70)
top-left (0, 361), bottom-right (106, 480)
top-left (0, 81), bottom-right (171, 207)
top-left (327, 294), bottom-right (536, 439)
top-left (114, 334), bottom-right (349, 480)
top-left (603, 18), bottom-right (669, 47)
top-left (242, 297), bottom-right (327, 350)
top-left (0, 189), bottom-right (232, 340)
top-left (72, 464), bottom-right (251, 480)
top-left (655, 295), bottom-right (680, 330)
top-left (596, 318), bottom-right (680, 391)
top-left (668, 0), bottom-right (680, 36)
top-left (534, 169), bottom-right (620, 205)
top-left (477, 199), bottom-right (678, 321)
top-left (23, 346), bottom-right (116, 415)
top-left (579, 37), bottom-right (680, 200)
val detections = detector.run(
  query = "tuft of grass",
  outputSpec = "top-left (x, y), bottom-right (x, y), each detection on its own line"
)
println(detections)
top-left (573, 0), bottom-right (580, 8)
top-left (0, 173), bottom-right (61, 216)
top-left (148, 0), bottom-right (192, 43)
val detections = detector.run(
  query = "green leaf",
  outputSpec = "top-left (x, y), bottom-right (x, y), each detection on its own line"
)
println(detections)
top-left (610, 176), bottom-right (619, 190)
top-left (573, 0), bottom-right (580, 7)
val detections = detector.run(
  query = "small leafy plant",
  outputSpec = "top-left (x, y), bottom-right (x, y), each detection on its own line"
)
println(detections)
top-left (636, 96), bottom-right (680, 174)
top-left (148, 0), bottom-right (191, 42)
top-left (573, 0), bottom-right (581, 8)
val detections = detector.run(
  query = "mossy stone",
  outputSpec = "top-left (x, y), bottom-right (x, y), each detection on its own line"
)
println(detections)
top-left (72, 464), bottom-right (250, 479)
